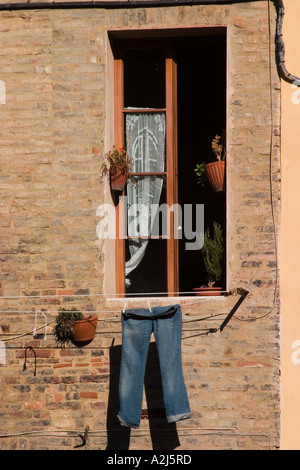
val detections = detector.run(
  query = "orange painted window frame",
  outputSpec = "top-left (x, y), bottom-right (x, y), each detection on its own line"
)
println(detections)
top-left (114, 39), bottom-right (179, 296)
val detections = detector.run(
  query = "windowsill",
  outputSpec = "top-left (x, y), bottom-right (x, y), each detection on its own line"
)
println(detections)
top-left (105, 294), bottom-right (228, 304)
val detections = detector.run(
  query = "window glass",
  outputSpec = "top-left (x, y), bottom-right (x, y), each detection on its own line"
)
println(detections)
top-left (124, 49), bottom-right (165, 109)
top-left (124, 111), bottom-right (167, 293)
top-left (125, 239), bottom-right (167, 296)
top-left (125, 112), bottom-right (166, 172)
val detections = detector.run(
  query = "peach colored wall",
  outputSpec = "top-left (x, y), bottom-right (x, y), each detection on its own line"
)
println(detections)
top-left (280, 0), bottom-right (300, 450)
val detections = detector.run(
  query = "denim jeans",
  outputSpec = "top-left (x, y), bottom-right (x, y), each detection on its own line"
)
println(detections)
top-left (117, 304), bottom-right (191, 428)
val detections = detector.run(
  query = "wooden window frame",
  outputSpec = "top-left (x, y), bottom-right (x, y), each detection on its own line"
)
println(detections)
top-left (114, 39), bottom-right (179, 296)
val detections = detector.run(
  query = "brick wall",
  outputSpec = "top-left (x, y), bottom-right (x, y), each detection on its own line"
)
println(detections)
top-left (0, 1), bottom-right (281, 450)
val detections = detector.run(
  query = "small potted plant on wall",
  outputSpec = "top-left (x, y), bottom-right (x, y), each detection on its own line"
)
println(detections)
top-left (194, 132), bottom-right (226, 192)
top-left (100, 146), bottom-right (133, 192)
top-left (54, 307), bottom-right (98, 347)
top-left (193, 222), bottom-right (224, 296)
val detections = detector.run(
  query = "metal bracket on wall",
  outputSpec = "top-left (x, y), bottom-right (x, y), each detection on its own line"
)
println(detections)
top-left (219, 288), bottom-right (249, 332)
top-left (74, 426), bottom-right (90, 448)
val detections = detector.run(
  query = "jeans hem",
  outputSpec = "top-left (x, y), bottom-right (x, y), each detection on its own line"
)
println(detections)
top-left (167, 412), bottom-right (192, 424)
top-left (117, 414), bottom-right (140, 429)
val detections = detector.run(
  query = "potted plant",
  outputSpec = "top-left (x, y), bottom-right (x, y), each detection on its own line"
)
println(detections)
top-left (193, 222), bottom-right (224, 296)
top-left (100, 146), bottom-right (133, 191)
top-left (54, 307), bottom-right (98, 347)
top-left (194, 132), bottom-right (226, 192)
top-left (194, 161), bottom-right (206, 188)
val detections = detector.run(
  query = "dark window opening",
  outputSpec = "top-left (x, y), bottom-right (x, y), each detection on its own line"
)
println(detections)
top-left (125, 239), bottom-right (168, 296)
top-left (177, 35), bottom-right (227, 293)
top-left (124, 49), bottom-right (166, 109)
top-left (114, 32), bottom-right (227, 296)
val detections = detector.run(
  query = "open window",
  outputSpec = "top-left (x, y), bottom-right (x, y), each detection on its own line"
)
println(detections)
top-left (112, 32), bottom-right (226, 296)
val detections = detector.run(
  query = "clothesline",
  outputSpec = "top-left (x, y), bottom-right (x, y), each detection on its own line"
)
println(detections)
top-left (0, 291), bottom-right (231, 315)
top-left (0, 310), bottom-right (228, 343)
top-left (0, 296), bottom-right (224, 315)
top-left (0, 290), bottom-right (229, 299)
top-left (0, 289), bottom-right (250, 343)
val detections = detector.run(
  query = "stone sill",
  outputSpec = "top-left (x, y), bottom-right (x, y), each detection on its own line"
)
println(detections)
top-left (105, 294), bottom-right (228, 305)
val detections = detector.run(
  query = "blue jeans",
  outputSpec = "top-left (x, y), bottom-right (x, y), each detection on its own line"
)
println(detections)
top-left (118, 304), bottom-right (191, 428)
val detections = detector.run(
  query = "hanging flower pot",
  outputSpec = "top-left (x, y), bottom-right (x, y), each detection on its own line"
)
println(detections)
top-left (54, 308), bottom-right (98, 347)
top-left (71, 315), bottom-right (98, 343)
top-left (205, 160), bottom-right (225, 192)
top-left (194, 133), bottom-right (226, 192)
top-left (100, 146), bottom-right (133, 192)
top-left (110, 169), bottom-right (128, 192)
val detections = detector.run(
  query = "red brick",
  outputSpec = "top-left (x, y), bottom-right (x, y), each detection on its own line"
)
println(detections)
top-left (234, 17), bottom-right (247, 28)
top-left (55, 393), bottom-right (64, 402)
top-left (24, 400), bottom-right (44, 410)
top-left (57, 289), bottom-right (74, 296)
top-left (80, 392), bottom-right (98, 399)
top-left (53, 363), bottom-right (72, 369)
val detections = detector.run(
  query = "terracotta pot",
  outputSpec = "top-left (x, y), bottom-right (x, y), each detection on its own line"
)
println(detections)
top-left (193, 287), bottom-right (222, 297)
top-left (71, 316), bottom-right (98, 342)
top-left (205, 161), bottom-right (225, 192)
top-left (110, 170), bottom-right (128, 191)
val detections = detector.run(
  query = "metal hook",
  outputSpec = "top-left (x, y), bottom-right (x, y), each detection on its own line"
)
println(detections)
top-left (23, 346), bottom-right (37, 376)
top-left (33, 310), bottom-right (48, 340)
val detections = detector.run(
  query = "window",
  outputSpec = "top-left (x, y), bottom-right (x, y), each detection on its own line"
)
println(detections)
top-left (113, 34), bottom-right (226, 296)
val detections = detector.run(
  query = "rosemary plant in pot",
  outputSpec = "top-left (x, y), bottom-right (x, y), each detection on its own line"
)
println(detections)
top-left (100, 146), bottom-right (133, 192)
top-left (193, 222), bottom-right (224, 296)
top-left (54, 307), bottom-right (98, 347)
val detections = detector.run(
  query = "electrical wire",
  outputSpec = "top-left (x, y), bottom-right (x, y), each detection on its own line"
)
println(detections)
top-left (0, 427), bottom-right (272, 449)
top-left (233, 0), bottom-right (279, 324)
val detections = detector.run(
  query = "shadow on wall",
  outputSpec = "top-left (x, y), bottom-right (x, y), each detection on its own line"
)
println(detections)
top-left (106, 342), bottom-right (180, 450)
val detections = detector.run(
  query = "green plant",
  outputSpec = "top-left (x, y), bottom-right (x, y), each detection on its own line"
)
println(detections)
top-left (201, 222), bottom-right (224, 287)
top-left (54, 307), bottom-right (83, 347)
top-left (194, 162), bottom-right (206, 186)
top-left (100, 146), bottom-right (133, 180)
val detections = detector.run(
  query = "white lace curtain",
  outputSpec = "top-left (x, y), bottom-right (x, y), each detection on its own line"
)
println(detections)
top-left (125, 113), bottom-right (166, 285)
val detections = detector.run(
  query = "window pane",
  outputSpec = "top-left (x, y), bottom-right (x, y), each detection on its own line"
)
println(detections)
top-left (124, 175), bottom-right (167, 292)
top-left (125, 112), bottom-right (166, 173)
top-left (124, 49), bottom-right (165, 109)
top-left (125, 239), bottom-right (167, 296)
top-left (126, 175), bottom-right (167, 238)
top-left (124, 110), bottom-right (167, 294)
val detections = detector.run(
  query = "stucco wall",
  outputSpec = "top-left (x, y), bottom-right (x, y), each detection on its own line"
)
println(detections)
top-left (0, 1), bottom-right (280, 450)
top-left (280, 0), bottom-right (300, 451)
